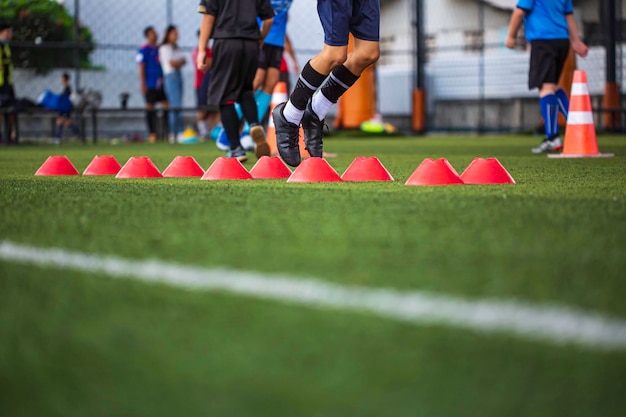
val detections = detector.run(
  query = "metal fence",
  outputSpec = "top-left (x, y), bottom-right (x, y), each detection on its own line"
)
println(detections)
top-left (5, 0), bottom-right (625, 138)
top-left (415, 0), bottom-right (624, 132)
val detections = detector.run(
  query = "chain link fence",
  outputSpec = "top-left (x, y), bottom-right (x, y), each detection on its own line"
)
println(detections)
top-left (4, 0), bottom-right (624, 138)
top-left (8, 0), bottom-right (323, 139)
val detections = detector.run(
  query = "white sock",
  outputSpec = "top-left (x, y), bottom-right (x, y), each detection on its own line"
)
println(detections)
top-left (311, 91), bottom-right (334, 121)
top-left (282, 100), bottom-right (305, 125)
top-left (197, 120), bottom-right (208, 136)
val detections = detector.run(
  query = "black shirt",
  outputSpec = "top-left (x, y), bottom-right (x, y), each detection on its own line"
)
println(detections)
top-left (198, 0), bottom-right (274, 40)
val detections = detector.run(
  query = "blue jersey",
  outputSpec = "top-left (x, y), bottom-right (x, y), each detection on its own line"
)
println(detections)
top-left (136, 44), bottom-right (163, 89)
top-left (260, 0), bottom-right (292, 47)
top-left (517, 0), bottom-right (573, 42)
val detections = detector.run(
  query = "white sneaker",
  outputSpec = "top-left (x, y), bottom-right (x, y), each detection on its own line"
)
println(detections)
top-left (532, 137), bottom-right (562, 154)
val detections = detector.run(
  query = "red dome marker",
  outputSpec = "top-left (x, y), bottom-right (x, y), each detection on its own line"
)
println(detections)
top-left (249, 156), bottom-right (292, 179)
top-left (460, 158), bottom-right (515, 184)
top-left (35, 156), bottom-right (80, 176)
top-left (201, 157), bottom-right (252, 180)
top-left (115, 156), bottom-right (163, 178)
top-left (162, 156), bottom-right (205, 177)
top-left (287, 157), bottom-right (342, 183)
top-left (83, 155), bottom-right (122, 176)
top-left (341, 156), bottom-right (394, 182)
top-left (405, 158), bottom-right (464, 186)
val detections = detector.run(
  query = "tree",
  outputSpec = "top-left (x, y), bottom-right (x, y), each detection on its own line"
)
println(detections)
top-left (0, 0), bottom-right (95, 74)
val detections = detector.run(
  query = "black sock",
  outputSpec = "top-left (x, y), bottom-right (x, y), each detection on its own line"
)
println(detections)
top-left (319, 65), bottom-right (359, 103)
top-left (289, 61), bottom-right (327, 110)
top-left (220, 103), bottom-right (241, 150)
top-left (146, 110), bottom-right (156, 134)
top-left (238, 91), bottom-right (259, 126)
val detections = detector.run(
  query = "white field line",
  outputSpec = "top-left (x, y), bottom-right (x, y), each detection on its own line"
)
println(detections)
top-left (1, 240), bottom-right (626, 351)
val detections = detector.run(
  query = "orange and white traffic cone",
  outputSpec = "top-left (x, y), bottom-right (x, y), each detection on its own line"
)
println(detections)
top-left (549, 70), bottom-right (614, 158)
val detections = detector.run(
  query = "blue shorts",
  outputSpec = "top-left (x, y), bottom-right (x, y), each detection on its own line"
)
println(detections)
top-left (317, 0), bottom-right (380, 46)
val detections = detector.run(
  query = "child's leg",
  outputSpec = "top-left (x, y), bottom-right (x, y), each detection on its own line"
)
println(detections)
top-left (239, 90), bottom-right (259, 126)
top-left (555, 87), bottom-right (569, 119)
top-left (220, 102), bottom-right (242, 150)
top-left (539, 83), bottom-right (559, 139)
top-left (281, 56), bottom-right (332, 125)
top-left (310, 39), bottom-right (379, 121)
top-left (55, 117), bottom-right (64, 138)
top-left (255, 89), bottom-right (272, 122)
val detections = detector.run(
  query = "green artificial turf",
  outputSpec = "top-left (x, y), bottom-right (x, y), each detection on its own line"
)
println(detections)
top-left (1, 134), bottom-right (625, 416)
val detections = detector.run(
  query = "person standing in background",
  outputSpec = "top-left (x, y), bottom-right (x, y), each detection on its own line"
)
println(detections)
top-left (53, 72), bottom-right (78, 144)
top-left (506, 0), bottom-right (588, 154)
top-left (0, 22), bottom-right (16, 144)
top-left (137, 26), bottom-right (169, 144)
top-left (160, 25), bottom-right (187, 143)
top-left (252, 0), bottom-right (296, 124)
top-left (192, 29), bottom-right (219, 140)
top-left (197, 0), bottom-right (274, 162)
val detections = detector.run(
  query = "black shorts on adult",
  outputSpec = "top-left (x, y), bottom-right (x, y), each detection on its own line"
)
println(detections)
top-left (258, 43), bottom-right (284, 70)
top-left (145, 87), bottom-right (167, 104)
top-left (207, 38), bottom-right (259, 107)
top-left (318, 0), bottom-right (380, 46)
top-left (528, 39), bottom-right (570, 90)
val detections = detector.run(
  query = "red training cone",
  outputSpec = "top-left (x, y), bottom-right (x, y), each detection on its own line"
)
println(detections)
top-left (287, 157), bottom-right (342, 183)
top-left (341, 156), bottom-right (394, 182)
top-left (405, 158), bottom-right (463, 186)
top-left (460, 158), bottom-right (515, 184)
top-left (201, 157), bottom-right (252, 180)
top-left (162, 156), bottom-right (205, 177)
top-left (115, 156), bottom-right (163, 178)
top-left (249, 156), bottom-right (292, 179)
top-left (83, 155), bottom-right (122, 176)
top-left (35, 155), bottom-right (80, 176)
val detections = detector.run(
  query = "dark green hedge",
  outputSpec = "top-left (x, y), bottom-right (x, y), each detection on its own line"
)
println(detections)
top-left (0, 0), bottom-right (94, 74)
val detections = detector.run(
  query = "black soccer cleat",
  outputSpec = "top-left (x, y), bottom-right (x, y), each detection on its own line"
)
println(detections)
top-left (301, 100), bottom-right (324, 158)
top-left (272, 102), bottom-right (301, 167)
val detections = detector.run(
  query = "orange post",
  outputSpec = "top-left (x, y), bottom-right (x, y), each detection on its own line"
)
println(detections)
top-left (412, 89), bottom-right (426, 133)
top-left (603, 81), bottom-right (620, 130)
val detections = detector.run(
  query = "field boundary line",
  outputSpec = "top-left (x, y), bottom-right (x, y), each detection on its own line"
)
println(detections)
top-left (2, 240), bottom-right (626, 351)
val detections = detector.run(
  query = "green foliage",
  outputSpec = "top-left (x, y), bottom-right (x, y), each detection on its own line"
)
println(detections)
top-left (0, 0), bottom-right (95, 73)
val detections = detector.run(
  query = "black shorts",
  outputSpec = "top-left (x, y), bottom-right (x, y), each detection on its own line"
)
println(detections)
top-left (207, 38), bottom-right (259, 107)
top-left (528, 39), bottom-right (570, 90)
top-left (145, 87), bottom-right (167, 104)
top-left (318, 0), bottom-right (380, 46)
top-left (258, 43), bottom-right (284, 70)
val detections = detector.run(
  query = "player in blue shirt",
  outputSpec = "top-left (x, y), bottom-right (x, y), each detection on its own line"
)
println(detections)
top-left (137, 26), bottom-right (169, 143)
top-left (253, 0), bottom-right (296, 123)
top-left (272, 0), bottom-right (380, 167)
top-left (506, 0), bottom-right (588, 154)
